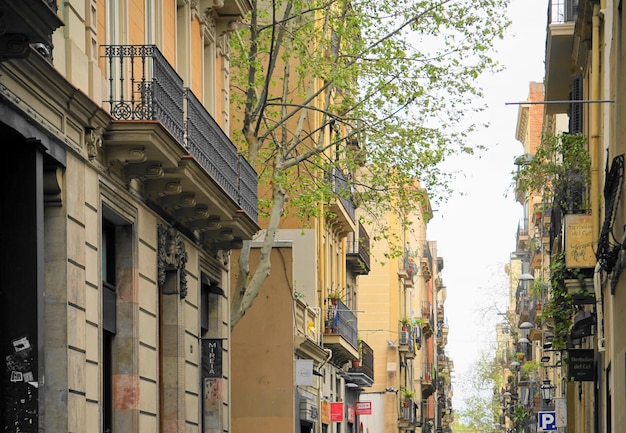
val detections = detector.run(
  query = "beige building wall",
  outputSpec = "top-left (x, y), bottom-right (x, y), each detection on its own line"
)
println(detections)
top-left (0, 1), bottom-right (253, 432)
top-left (231, 246), bottom-right (296, 432)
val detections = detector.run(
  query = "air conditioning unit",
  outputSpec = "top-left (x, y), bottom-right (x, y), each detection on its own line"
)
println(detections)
top-left (400, 331), bottom-right (410, 345)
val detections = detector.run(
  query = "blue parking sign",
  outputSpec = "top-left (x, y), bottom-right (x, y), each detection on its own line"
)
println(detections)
top-left (538, 411), bottom-right (557, 431)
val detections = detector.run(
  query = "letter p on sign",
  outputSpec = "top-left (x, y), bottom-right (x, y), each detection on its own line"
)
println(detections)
top-left (538, 411), bottom-right (556, 431)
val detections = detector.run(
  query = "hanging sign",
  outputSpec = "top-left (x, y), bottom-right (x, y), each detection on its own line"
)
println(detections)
top-left (567, 349), bottom-right (595, 381)
top-left (330, 402), bottom-right (344, 422)
top-left (202, 339), bottom-right (222, 378)
top-left (564, 214), bottom-right (595, 268)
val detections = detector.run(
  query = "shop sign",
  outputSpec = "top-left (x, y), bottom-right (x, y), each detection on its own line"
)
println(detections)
top-left (567, 349), bottom-right (595, 381)
top-left (355, 401), bottom-right (372, 415)
top-left (330, 402), bottom-right (344, 422)
top-left (564, 214), bottom-right (595, 268)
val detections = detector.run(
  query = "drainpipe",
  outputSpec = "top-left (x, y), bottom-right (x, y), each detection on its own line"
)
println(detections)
top-left (590, 5), bottom-right (606, 353)
top-left (590, 3), bottom-right (600, 244)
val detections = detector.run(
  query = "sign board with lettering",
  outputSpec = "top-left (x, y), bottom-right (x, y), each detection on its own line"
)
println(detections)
top-left (321, 400), bottom-right (330, 424)
top-left (564, 214), bottom-right (595, 268)
top-left (296, 359), bottom-right (313, 386)
top-left (568, 349), bottom-right (595, 381)
top-left (538, 411), bottom-right (557, 431)
top-left (330, 402), bottom-right (344, 422)
top-left (202, 339), bottom-right (223, 378)
top-left (355, 401), bottom-right (372, 415)
top-left (348, 405), bottom-right (355, 423)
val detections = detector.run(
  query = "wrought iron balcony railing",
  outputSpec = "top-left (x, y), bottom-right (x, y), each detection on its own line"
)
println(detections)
top-left (549, 0), bottom-right (578, 24)
top-left (325, 299), bottom-right (358, 349)
top-left (102, 44), bottom-right (258, 221)
top-left (326, 167), bottom-right (356, 222)
top-left (346, 222), bottom-right (371, 274)
top-left (347, 339), bottom-right (374, 386)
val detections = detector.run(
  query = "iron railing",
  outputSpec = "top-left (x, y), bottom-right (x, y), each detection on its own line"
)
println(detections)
top-left (423, 363), bottom-right (434, 383)
top-left (359, 339), bottom-right (374, 380)
top-left (326, 299), bottom-right (358, 349)
top-left (102, 44), bottom-right (258, 222)
top-left (346, 222), bottom-right (371, 273)
top-left (549, 0), bottom-right (578, 24)
top-left (327, 167), bottom-right (356, 222)
top-left (104, 45), bottom-right (185, 143)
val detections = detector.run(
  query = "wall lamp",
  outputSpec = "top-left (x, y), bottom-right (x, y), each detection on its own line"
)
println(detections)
top-left (540, 378), bottom-right (555, 403)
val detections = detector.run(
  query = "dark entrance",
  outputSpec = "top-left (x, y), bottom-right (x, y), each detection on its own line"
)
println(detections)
top-left (0, 125), bottom-right (44, 432)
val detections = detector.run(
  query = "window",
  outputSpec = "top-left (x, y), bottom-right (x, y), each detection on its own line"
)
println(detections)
top-left (201, 274), bottom-right (210, 333)
top-left (101, 209), bottom-right (133, 433)
top-left (101, 218), bottom-right (117, 433)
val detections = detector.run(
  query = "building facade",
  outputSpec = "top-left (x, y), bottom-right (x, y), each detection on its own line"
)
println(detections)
top-left (500, 1), bottom-right (626, 431)
top-left (357, 193), bottom-right (454, 433)
top-left (0, 1), bottom-right (258, 432)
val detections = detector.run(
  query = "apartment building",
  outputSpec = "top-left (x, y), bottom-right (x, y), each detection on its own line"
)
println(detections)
top-left (357, 192), bottom-right (454, 433)
top-left (498, 1), bottom-right (626, 431)
top-left (0, 1), bottom-right (258, 432)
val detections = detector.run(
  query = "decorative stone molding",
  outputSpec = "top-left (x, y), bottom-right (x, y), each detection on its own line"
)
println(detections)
top-left (217, 249), bottom-right (230, 267)
top-left (43, 164), bottom-right (63, 206)
top-left (158, 225), bottom-right (189, 299)
top-left (0, 33), bottom-right (30, 60)
top-left (86, 127), bottom-right (104, 159)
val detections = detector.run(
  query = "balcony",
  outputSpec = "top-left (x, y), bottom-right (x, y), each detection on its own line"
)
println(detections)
top-left (346, 339), bottom-right (374, 387)
top-left (398, 249), bottom-right (418, 287)
top-left (324, 299), bottom-right (359, 365)
top-left (325, 167), bottom-right (356, 235)
top-left (398, 326), bottom-right (416, 359)
top-left (421, 245), bottom-right (433, 282)
top-left (398, 398), bottom-right (420, 428)
top-left (421, 363), bottom-right (435, 397)
top-left (346, 222), bottom-right (371, 275)
top-left (437, 304), bottom-right (444, 321)
top-left (0, 0), bottom-right (63, 61)
top-left (421, 301), bottom-right (434, 339)
top-left (545, 0), bottom-right (577, 114)
top-left (294, 299), bottom-right (327, 363)
top-left (516, 218), bottom-right (530, 251)
top-left (516, 296), bottom-right (535, 326)
top-left (102, 45), bottom-right (259, 246)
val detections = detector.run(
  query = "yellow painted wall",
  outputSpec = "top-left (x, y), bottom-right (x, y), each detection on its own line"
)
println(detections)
top-left (97, 0), bottom-right (106, 73)
top-left (190, 17), bottom-right (203, 99)
top-left (162, 0), bottom-right (177, 66)
top-left (128, 0), bottom-right (145, 45)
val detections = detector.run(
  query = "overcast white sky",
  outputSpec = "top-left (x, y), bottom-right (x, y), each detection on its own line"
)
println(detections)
top-left (427, 0), bottom-right (549, 410)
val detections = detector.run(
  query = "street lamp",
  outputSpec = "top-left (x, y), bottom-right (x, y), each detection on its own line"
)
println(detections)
top-left (519, 321), bottom-right (535, 329)
top-left (540, 378), bottom-right (554, 403)
top-left (519, 273), bottom-right (535, 282)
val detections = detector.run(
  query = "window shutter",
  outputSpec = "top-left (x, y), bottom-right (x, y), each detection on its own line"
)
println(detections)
top-left (569, 75), bottom-right (583, 133)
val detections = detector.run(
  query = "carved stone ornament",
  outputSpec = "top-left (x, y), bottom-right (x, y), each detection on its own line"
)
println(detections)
top-left (158, 225), bottom-right (189, 299)
top-left (217, 249), bottom-right (230, 267)
top-left (86, 127), bottom-right (104, 159)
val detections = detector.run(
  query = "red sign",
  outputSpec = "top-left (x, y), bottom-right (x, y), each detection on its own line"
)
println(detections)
top-left (355, 401), bottom-right (372, 415)
top-left (330, 402), bottom-right (344, 422)
top-left (348, 405), bottom-right (355, 423)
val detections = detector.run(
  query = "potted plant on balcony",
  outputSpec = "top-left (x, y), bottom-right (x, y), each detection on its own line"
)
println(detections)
top-left (401, 387), bottom-right (415, 407)
top-left (327, 289), bottom-right (344, 306)
top-left (400, 317), bottom-right (411, 331)
top-left (513, 132), bottom-right (590, 212)
top-left (352, 337), bottom-right (363, 368)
